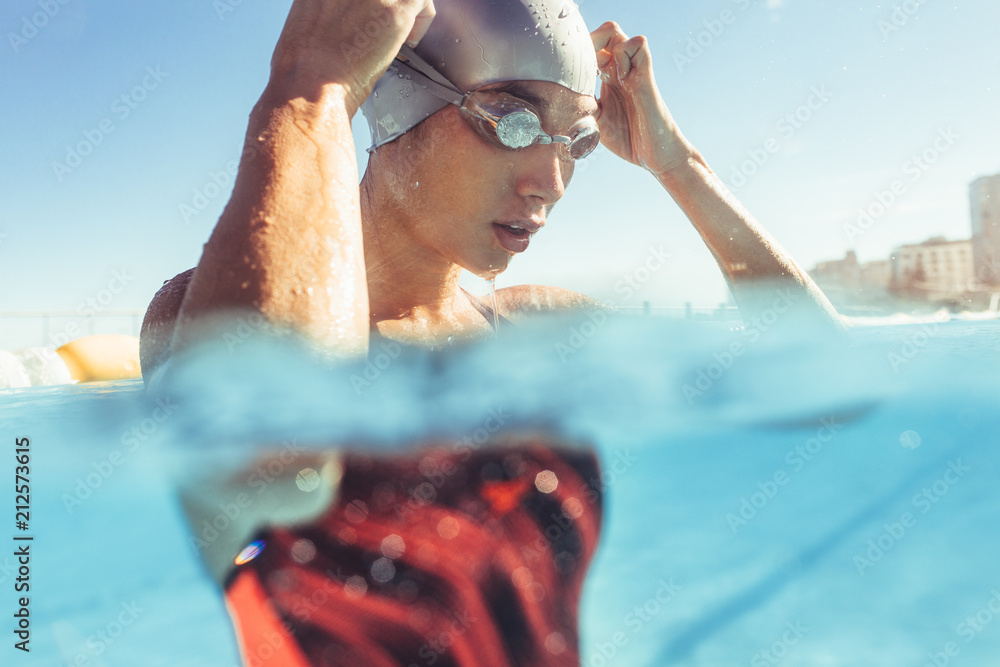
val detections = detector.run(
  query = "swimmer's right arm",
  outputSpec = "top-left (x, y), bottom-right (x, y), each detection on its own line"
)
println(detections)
top-left (170, 0), bottom-right (436, 360)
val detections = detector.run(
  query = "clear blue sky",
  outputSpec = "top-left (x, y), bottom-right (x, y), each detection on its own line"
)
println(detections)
top-left (1, 0), bottom-right (997, 331)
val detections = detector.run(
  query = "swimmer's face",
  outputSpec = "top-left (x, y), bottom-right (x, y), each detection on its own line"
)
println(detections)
top-left (378, 80), bottom-right (599, 278)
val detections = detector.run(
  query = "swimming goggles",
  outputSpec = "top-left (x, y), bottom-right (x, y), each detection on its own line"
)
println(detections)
top-left (396, 46), bottom-right (600, 160)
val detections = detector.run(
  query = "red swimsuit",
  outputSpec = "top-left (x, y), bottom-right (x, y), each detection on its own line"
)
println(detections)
top-left (224, 439), bottom-right (603, 666)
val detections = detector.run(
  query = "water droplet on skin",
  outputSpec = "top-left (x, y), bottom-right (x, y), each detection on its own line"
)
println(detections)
top-left (374, 91), bottom-right (379, 98)
top-left (558, 6), bottom-right (571, 19)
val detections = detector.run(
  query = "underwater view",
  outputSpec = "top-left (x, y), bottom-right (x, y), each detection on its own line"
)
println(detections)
top-left (5, 314), bottom-right (999, 666)
top-left (4, 0), bottom-right (999, 664)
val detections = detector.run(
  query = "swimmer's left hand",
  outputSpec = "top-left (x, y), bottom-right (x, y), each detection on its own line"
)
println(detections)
top-left (591, 22), bottom-right (703, 179)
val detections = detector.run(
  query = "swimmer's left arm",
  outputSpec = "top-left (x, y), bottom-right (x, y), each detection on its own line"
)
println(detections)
top-left (591, 22), bottom-right (848, 336)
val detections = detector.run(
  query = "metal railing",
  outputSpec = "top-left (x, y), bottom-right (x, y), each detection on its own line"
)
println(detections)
top-left (0, 310), bottom-right (145, 350)
top-left (615, 305), bottom-right (742, 321)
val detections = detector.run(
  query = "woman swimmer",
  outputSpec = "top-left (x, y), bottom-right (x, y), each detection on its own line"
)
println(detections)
top-left (140, 0), bottom-right (844, 373)
top-left (143, 0), bottom-right (847, 664)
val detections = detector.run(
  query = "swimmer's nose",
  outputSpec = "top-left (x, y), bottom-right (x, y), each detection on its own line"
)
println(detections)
top-left (516, 145), bottom-right (571, 206)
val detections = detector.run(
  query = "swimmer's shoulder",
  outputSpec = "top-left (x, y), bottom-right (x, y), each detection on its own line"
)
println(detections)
top-left (140, 268), bottom-right (195, 380)
top-left (494, 285), bottom-right (609, 320)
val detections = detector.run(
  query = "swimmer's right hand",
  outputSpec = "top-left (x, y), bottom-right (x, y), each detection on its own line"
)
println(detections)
top-left (271, 0), bottom-right (437, 114)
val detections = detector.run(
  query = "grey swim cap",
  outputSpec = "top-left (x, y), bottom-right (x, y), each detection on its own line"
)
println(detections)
top-left (360, 0), bottom-right (598, 150)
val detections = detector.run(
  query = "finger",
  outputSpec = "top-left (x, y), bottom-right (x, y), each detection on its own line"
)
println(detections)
top-left (406, 0), bottom-right (437, 48)
top-left (612, 35), bottom-right (649, 82)
top-left (590, 21), bottom-right (629, 57)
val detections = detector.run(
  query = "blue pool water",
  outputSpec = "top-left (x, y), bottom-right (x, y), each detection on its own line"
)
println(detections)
top-left (4, 316), bottom-right (999, 666)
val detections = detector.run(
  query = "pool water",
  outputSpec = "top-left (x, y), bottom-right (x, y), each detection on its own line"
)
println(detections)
top-left (4, 316), bottom-right (999, 666)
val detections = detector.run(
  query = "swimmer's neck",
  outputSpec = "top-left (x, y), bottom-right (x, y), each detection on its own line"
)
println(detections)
top-left (360, 174), bottom-right (467, 323)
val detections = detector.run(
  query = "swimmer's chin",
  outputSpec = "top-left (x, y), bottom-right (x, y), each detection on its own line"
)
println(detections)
top-left (471, 256), bottom-right (514, 280)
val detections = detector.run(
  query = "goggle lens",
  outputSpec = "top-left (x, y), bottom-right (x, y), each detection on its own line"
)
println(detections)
top-left (461, 93), bottom-right (600, 160)
top-left (496, 110), bottom-right (544, 149)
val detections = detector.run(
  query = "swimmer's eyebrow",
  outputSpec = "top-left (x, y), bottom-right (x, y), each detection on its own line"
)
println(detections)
top-left (485, 82), bottom-right (598, 120)
top-left (485, 83), bottom-right (549, 109)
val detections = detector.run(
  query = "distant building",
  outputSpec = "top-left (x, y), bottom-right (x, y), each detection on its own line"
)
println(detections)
top-left (810, 251), bottom-right (892, 309)
top-left (813, 250), bottom-right (862, 288)
top-left (860, 259), bottom-right (891, 289)
top-left (808, 173), bottom-right (1000, 311)
top-left (971, 174), bottom-right (1000, 285)
top-left (889, 236), bottom-right (975, 301)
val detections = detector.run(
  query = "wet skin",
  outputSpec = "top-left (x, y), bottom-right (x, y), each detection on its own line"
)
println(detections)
top-left (154, 2), bottom-right (845, 378)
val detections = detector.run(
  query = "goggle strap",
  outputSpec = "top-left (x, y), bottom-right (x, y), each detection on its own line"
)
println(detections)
top-left (395, 45), bottom-right (466, 107)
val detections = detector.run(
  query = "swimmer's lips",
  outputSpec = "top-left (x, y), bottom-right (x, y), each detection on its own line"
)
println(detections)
top-left (493, 220), bottom-right (541, 254)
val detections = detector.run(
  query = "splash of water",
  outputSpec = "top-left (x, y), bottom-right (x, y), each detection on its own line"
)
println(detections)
top-left (487, 278), bottom-right (500, 334)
